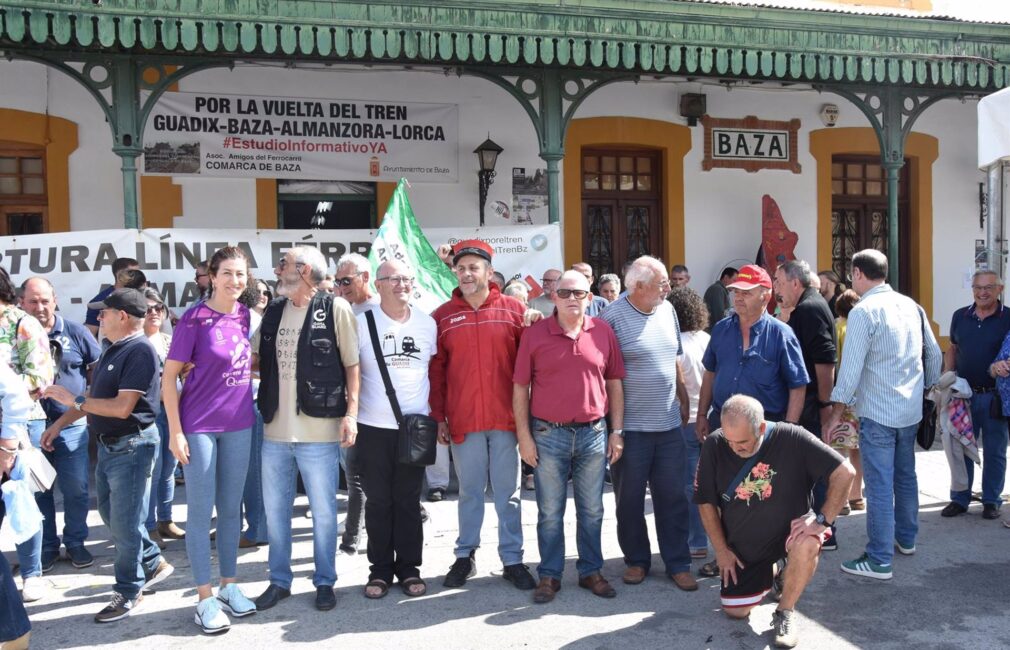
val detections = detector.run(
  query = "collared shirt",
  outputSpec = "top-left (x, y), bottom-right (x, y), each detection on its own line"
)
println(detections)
top-left (88, 332), bottom-right (160, 437)
top-left (585, 295), bottom-right (609, 318)
top-left (703, 312), bottom-right (809, 415)
top-left (785, 287), bottom-right (837, 402)
top-left (42, 315), bottom-right (102, 422)
top-left (949, 302), bottom-right (1010, 389)
top-left (513, 314), bottom-right (625, 423)
top-left (831, 283), bottom-right (942, 428)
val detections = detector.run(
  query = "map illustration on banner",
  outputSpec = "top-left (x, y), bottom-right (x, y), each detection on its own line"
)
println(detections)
top-left (143, 91), bottom-right (459, 182)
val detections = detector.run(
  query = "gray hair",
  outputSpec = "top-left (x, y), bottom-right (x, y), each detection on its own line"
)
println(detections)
top-left (599, 273), bottom-right (621, 290)
top-left (502, 281), bottom-right (529, 300)
top-left (336, 253), bottom-right (371, 275)
top-left (720, 394), bottom-right (764, 437)
top-left (778, 260), bottom-right (812, 289)
top-left (973, 269), bottom-right (1004, 285)
top-left (625, 256), bottom-right (665, 291)
top-left (290, 246), bottom-right (327, 284)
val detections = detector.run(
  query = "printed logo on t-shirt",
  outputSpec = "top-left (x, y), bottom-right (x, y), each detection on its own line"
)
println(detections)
top-left (379, 330), bottom-right (424, 369)
top-left (735, 462), bottom-right (776, 505)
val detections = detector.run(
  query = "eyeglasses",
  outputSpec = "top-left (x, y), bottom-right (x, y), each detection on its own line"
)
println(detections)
top-left (335, 273), bottom-right (363, 287)
top-left (259, 289), bottom-right (273, 299)
top-left (376, 275), bottom-right (414, 286)
top-left (556, 289), bottom-right (589, 299)
top-left (0, 445), bottom-right (19, 457)
top-left (541, 277), bottom-right (558, 284)
top-left (195, 272), bottom-right (209, 279)
top-left (973, 284), bottom-right (999, 292)
top-left (146, 305), bottom-right (165, 315)
top-left (277, 258), bottom-right (305, 271)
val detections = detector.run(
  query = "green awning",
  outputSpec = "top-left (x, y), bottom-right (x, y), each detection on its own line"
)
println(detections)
top-left (3, 0), bottom-right (1010, 90)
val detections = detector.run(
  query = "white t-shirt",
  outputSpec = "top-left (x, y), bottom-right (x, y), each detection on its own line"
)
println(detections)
top-left (679, 329), bottom-right (711, 423)
top-left (356, 305), bottom-right (437, 430)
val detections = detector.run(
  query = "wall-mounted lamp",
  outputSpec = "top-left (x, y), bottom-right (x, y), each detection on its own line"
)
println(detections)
top-left (474, 137), bottom-right (503, 226)
top-left (820, 104), bottom-right (839, 127)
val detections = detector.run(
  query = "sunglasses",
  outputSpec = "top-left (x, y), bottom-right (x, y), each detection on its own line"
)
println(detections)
top-left (334, 272), bottom-right (363, 287)
top-left (556, 289), bottom-right (589, 299)
top-left (146, 305), bottom-right (166, 315)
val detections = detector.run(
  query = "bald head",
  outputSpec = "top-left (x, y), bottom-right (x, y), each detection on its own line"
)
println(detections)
top-left (20, 276), bottom-right (57, 330)
top-left (558, 269), bottom-right (590, 291)
top-left (376, 258), bottom-right (414, 308)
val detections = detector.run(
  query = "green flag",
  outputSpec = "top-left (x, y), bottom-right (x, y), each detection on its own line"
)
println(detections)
top-left (369, 178), bottom-right (457, 313)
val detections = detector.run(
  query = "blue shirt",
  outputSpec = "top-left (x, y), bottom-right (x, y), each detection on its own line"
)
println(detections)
top-left (703, 312), bottom-right (809, 415)
top-left (585, 295), bottom-right (609, 318)
top-left (88, 333), bottom-right (160, 437)
top-left (84, 285), bottom-right (114, 328)
top-left (949, 303), bottom-right (1010, 389)
top-left (42, 315), bottom-right (102, 421)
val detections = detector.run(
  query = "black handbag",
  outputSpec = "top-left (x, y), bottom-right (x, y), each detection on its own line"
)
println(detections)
top-left (364, 310), bottom-right (438, 467)
top-left (916, 307), bottom-right (937, 450)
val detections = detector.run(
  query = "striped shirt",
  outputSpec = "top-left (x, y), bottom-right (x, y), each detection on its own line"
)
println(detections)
top-left (830, 283), bottom-right (942, 428)
top-left (601, 296), bottom-right (683, 432)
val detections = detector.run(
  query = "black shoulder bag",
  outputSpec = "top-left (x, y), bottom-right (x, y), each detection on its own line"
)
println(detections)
top-left (364, 310), bottom-right (438, 467)
top-left (916, 306), bottom-right (938, 450)
top-left (721, 427), bottom-right (775, 503)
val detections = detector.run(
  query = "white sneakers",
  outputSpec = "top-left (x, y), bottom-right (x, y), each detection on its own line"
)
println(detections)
top-left (217, 583), bottom-right (257, 618)
top-left (195, 596), bottom-right (231, 634)
top-left (21, 576), bottom-right (46, 603)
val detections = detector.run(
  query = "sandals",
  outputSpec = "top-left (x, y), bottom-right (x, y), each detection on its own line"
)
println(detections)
top-left (400, 577), bottom-right (427, 597)
top-left (849, 498), bottom-right (865, 511)
top-left (364, 579), bottom-right (389, 599)
top-left (697, 560), bottom-right (719, 578)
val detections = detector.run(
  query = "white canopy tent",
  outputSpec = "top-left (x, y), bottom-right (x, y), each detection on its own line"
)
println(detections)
top-left (977, 87), bottom-right (1010, 280)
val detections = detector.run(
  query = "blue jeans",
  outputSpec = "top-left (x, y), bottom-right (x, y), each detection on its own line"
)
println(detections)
top-left (451, 430), bottom-right (523, 565)
top-left (682, 424), bottom-right (708, 553)
top-left (14, 419), bottom-right (47, 578)
top-left (951, 392), bottom-right (1008, 507)
top-left (241, 407), bottom-right (268, 543)
top-left (531, 418), bottom-right (607, 579)
top-left (262, 439), bottom-right (339, 589)
top-left (859, 418), bottom-right (919, 566)
top-left (611, 428), bottom-right (690, 576)
top-left (36, 421), bottom-right (90, 555)
top-left (95, 426), bottom-right (163, 600)
top-left (182, 429), bottom-right (252, 586)
top-left (0, 513), bottom-right (30, 641)
top-left (146, 409), bottom-right (177, 530)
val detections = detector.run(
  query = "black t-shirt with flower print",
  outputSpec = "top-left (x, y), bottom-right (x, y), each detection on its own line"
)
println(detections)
top-left (694, 422), bottom-right (843, 564)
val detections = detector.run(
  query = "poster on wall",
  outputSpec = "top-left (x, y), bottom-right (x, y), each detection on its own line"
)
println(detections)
top-left (143, 91), bottom-right (459, 182)
top-left (0, 226), bottom-right (561, 322)
top-left (510, 167), bottom-right (549, 225)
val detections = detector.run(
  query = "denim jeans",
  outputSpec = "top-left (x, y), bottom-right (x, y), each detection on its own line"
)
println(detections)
top-left (0, 512), bottom-right (30, 642)
top-left (682, 423), bottom-right (708, 553)
top-left (450, 430), bottom-right (523, 565)
top-left (357, 424), bottom-right (425, 583)
top-left (425, 443), bottom-right (451, 490)
top-left (14, 419), bottom-right (47, 578)
top-left (241, 407), bottom-right (268, 544)
top-left (95, 425), bottom-right (163, 600)
top-left (531, 418), bottom-right (607, 579)
top-left (36, 421), bottom-right (91, 555)
top-left (182, 428), bottom-right (252, 586)
top-left (262, 439), bottom-right (339, 589)
top-left (146, 408), bottom-right (177, 530)
top-left (611, 428), bottom-right (690, 576)
top-left (859, 418), bottom-right (919, 566)
top-left (951, 392), bottom-right (1008, 507)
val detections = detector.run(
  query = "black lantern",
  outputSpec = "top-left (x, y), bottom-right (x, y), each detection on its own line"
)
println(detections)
top-left (474, 137), bottom-right (503, 226)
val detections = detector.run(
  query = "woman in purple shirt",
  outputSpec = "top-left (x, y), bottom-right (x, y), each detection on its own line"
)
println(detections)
top-left (162, 246), bottom-right (256, 634)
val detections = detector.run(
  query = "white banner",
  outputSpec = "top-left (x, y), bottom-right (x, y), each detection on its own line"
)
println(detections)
top-left (143, 91), bottom-right (459, 182)
top-left (0, 226), bottom-right (561, 323)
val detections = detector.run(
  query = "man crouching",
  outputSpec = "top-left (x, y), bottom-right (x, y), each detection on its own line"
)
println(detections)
top-left (694, 395), bottom-right (854, 648)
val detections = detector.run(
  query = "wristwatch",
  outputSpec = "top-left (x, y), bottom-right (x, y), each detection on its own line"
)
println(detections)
top-left (74, 394), bottom-right (86, 411)
top-left (611, 429), bottom-right (625, 437)
top-left (814, 512), bottom-right (833, 527)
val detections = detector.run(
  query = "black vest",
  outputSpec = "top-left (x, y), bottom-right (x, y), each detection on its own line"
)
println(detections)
top-left (257, 293), bottom-right (347, 422)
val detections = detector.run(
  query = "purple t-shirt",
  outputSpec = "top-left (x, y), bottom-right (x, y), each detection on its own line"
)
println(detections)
top-left (167, 301), bottom-right (254, 433)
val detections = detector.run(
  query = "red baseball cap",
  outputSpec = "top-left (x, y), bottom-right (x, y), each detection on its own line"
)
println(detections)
top-left (727, 264), bottom-right (772, 290)
top-left (452, 239), bottom-right (494, 265)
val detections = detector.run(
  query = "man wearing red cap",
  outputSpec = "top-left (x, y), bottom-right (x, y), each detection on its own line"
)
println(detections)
top-left (696, 264), bottom-right (809, 440)
top-left (429, 239), bottom-right (537, 591)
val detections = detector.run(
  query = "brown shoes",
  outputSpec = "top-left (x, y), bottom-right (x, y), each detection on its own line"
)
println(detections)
top-left (239, 537), bottom-right (267, 549)
top-left (670, 571), bottom-right (698, 591)
top-left (622, 566), bottom-right (647, 585)
top-left (157, 521), bottom-right (186, 540)
top-left (532, 577), bottom-right (561, 604)
top-left (578, 573), bottom-right (616, 598)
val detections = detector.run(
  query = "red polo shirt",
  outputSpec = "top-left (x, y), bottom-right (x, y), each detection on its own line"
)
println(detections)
top-left (513, 314), bottom-right (626, 423)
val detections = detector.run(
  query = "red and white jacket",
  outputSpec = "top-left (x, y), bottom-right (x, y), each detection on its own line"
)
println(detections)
top-left (428, 285), bottom-right (525, 443)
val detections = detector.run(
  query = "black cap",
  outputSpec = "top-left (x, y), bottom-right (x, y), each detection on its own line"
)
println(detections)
top-left (87, 288), bottom-right (148, 318)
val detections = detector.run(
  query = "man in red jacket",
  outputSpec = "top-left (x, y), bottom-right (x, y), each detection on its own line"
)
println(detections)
top-left (429, 239), bottom-right (537, 591)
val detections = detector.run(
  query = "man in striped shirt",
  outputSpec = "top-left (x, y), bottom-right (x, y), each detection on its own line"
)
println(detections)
top-left (827, 249), bottom-right (941, 581)
top-left (602, 256), bottom-right (696, 592)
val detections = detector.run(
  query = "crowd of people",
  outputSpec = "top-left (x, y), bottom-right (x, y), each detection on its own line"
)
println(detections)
top-left (1, 238), bottom-right (995, 650)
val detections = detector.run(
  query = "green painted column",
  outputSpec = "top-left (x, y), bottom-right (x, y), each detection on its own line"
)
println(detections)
top-left (110, 58), bottom-right (143, 229)
top-left (883, 161), bottom-right (903, 286)
top-left (539, 70), bottom-right (565, 225)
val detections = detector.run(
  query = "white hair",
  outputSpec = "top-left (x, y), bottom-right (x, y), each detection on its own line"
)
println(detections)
top-left (290, 246), bottom-right (328, 284)
top-left (624, 256), bottom-right (664, 292)
top-left (599, 273), bottom-right (621, 290)
top-left (336, 253), bottom-right (371, 274)
top-left (721, 394), bottom-right (764, 436)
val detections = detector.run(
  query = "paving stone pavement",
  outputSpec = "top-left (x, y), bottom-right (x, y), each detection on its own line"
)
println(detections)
top-left (3, 445), bottom-right (1009, 649)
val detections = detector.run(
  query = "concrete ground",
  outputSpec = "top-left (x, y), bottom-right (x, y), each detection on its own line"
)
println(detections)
top-left (4, 445), bottom-right (1008, 649)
